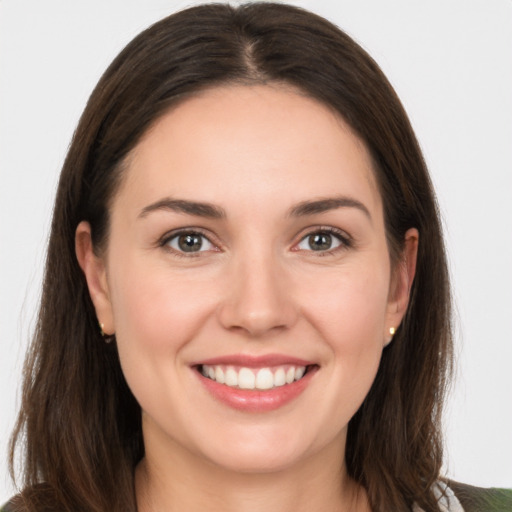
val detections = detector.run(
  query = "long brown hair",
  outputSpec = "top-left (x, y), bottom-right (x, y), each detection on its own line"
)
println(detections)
top-left (9, 3), bottom-right (452, 511)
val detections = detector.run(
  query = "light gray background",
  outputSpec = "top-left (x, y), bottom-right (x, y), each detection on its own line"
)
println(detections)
top-left (1, 0), bottom-right (511, 502)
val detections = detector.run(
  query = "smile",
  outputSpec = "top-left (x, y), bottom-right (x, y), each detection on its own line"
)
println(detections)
top-left (200, 364), bottom-right (307, 390)
top-left (194, 356), bottom-right (318, 412)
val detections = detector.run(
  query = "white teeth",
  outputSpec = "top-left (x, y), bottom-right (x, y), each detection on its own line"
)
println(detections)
top-left (215, 366), bottom-right (225, 384)
top-left (225, 367), bottom-right (238, 387)
top-left (238, 368), bottom-right (255, 389)
top-left (294, 366), bottom-right (305, 380)
top-left (201, 364), bottom-right (309, 390)
top-left (274, 367), bottom-right (286, 387)
top-left (255, 368), bottom-right (274, 390)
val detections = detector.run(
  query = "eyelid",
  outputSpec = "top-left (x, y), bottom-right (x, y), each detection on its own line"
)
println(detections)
top-left (292, 226), bottom-right (353, 253)
top-left (158, 227), bottom-right (221, 255)
top-left (156, 225), bottom-right (352, 257)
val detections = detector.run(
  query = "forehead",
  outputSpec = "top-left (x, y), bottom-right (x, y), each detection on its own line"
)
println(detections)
top-left (117, 84), bottom-right (382, 219)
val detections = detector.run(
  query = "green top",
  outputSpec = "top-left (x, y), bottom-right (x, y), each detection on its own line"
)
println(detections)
top-left (449, 481), bottom-right (512, 512)
top-left (2, 482), bottom-right (512, 511)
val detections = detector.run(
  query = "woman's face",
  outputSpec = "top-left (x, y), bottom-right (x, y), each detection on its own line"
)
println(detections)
top-left (78, 85), bottom-right (416, 474)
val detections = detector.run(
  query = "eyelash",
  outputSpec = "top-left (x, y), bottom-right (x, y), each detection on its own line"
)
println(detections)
top-left (159, 228), bottom-right (219, 258)
top-left (158, 226), bottom-right (353, 258)
top-left (294, 226), bottom-right (353, 256)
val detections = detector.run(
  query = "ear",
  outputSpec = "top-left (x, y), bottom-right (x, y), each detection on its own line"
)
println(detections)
top-left (385, 228), bottom-right (419, 345)
top-left (75, 221), bottom-right (115, 335)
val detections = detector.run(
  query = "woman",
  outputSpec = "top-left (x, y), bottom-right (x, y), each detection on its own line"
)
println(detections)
top-left (3, 3), bottom-right (511, 511)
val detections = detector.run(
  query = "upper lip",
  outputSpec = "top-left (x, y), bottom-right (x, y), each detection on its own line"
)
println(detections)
top-left (192, 353), bottom-right (315, 368)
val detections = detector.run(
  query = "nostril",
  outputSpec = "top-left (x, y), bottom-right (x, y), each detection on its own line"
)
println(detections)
top-left (216, 265), bottom-right (298, 336)
top-left (217, 302), bottom-right (297, 338)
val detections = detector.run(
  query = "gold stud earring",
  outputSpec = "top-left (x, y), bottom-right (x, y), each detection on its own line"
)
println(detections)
top-left (385, 326), bottom-right (396, 346)
top-left (99, 321), bottom-right (114, 343)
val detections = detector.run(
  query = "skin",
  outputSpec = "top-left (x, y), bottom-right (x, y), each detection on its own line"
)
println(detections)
top-left (76, 84), bottom-right (418, 512)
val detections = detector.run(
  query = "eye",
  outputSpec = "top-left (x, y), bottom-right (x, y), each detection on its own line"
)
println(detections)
top-left (295, 229), bottom-right (349, 253)
top-left (165, 231), bottom-right (215, 253)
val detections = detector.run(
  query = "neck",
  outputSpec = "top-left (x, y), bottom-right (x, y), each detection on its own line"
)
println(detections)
top-left (135, 432), bottom-right (369, 512)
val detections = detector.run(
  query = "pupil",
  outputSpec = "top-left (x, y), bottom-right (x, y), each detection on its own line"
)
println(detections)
top-left (178, 234), bottom-right (202, 252)
top-left (309, 233), bottom-right (332, 251)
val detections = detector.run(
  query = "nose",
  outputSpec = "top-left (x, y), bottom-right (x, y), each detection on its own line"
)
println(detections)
top-left (217, 252), bottom-right (298, 338)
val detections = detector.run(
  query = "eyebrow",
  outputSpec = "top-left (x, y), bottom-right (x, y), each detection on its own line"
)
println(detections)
top-left (138, 195), bottom-right (371, 221)
top-left (138, 198), bottom-right (226, 219)
top-left (287, 196), bottom-right (371, 220)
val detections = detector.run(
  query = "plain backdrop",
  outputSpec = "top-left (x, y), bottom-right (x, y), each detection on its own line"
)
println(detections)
top-left (1, 0), bottom-right (511, 503)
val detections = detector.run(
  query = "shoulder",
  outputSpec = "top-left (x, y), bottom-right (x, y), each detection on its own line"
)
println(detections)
top-left (0, 498), bottom-right (57, 512)
top-left (0, 495), bottom-right (27, 512)
top-left (1, 499), bottom-right (18, 512)
top-left (448, 480), bottom-right (512, 512)
top-left (1, 497), bottom-right (20, 512)
top-left (1, 485), bottom-right (60, 512)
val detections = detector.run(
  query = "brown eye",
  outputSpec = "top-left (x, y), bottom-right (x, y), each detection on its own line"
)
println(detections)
top-left (296, 230), bottom-right (346, 253)
top-left (166, 232), bottom-right (214, 253)
top-left (308, 233), bottom-right (333, 251)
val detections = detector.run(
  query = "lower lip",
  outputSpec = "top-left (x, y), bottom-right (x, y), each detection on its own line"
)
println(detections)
top-left (196, 367), bottom-right (317, 412)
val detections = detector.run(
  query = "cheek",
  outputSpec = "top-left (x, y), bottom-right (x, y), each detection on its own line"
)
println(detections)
top-left (107, 256), bottom-right (218, 357)
top-left (297, 261), bottom-right (389, 402)
top-left (106, 257), bottom-right (220, 417)
top-left (300, 262), bottom-right (390, 346)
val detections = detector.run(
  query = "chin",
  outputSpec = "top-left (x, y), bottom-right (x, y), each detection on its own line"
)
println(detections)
top-left (206, 448), bottom-right (306, 475)
top-left (194, 424), bottom-right (329, 475)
